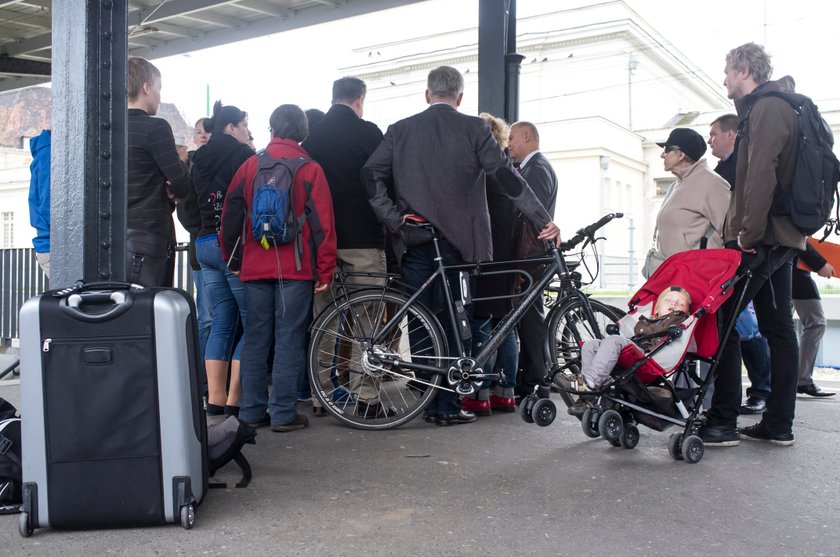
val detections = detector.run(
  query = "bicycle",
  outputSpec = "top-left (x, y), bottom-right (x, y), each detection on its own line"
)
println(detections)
top-left (307, 213), bottom-right (625, 429)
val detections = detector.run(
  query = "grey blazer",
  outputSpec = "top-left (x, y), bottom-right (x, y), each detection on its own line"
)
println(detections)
top-left (362, 104), bottom-right (550, 262)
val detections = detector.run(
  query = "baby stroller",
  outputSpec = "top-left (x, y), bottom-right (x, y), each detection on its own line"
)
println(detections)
top-left (550, 249), bottom-right (747, 463)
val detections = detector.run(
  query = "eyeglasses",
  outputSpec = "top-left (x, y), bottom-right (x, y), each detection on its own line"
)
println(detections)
top-left (664, 145), bottom-right (682, 154)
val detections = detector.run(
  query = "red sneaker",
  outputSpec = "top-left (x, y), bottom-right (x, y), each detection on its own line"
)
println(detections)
top-left (490, 394), bottom-right (516, 412)
top-left (461, 397), bottom-right (492, 416)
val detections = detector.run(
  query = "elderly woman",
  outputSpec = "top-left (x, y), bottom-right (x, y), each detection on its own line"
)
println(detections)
top-left (643, 127), bottom-right (731, 278)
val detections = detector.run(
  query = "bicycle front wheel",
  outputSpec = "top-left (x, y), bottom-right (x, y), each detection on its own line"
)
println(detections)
top-left (308, 289), bottom-right (447, 430)
top-left (547, 297), bottom-right (624, 410)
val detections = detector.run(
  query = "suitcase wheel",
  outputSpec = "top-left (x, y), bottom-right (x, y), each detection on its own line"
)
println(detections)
top-left (19, 511), bottom-right (33, 538)
top-left (180, 504), bottom-right (195, 530)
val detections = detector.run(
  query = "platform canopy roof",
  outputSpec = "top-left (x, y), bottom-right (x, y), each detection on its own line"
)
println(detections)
top-left (0, 0), bottom-right (424, 93)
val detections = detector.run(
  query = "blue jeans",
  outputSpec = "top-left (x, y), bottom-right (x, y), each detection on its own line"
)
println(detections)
top-left (401, 239), bottom-right (466, 417)
top-left (193, 268), bottom-right (212, 395)
top-left (239, 279), bottom-right (313, 425)
top-left (741, 337), bottom-right (771, 399)
top-left (472, 319), bottom-right (518, 391)
top-left (196, 235), bottom-right (247, 361)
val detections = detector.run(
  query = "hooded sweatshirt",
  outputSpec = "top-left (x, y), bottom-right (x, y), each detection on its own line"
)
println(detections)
top-left (190, 132), bottom-right (254, 239)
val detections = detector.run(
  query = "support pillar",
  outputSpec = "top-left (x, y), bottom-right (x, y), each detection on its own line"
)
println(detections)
top-left (478, 0), bottom-right (522, 123)
top-left (51, 0), bottom-right (127, 287)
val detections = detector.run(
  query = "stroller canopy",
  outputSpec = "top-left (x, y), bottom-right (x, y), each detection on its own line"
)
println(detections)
top-left (628, 249), bottom-right (742, 358)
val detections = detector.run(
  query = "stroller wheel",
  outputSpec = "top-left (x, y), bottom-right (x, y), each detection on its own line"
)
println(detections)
top-left (681, 435), bottom-right (705, 464)
top-left (581, 408), bottom-right (600, 438)
top-left (620, 424), bottom-right (640, 449)
top-left (519, 396), bottom-right (536, 424)
top-left (668, 433), bottom-right (684, 460)
top-left (598, 409), bottom-right (623, 443)
top-left (532, 398), bottom-right (557, 427)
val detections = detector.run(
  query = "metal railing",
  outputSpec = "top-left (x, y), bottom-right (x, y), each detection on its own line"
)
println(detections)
top-left (0, 245), bottom-right (197, 346)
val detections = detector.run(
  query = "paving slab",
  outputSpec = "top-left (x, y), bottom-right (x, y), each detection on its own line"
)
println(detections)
top-left (0, 379), bottom-right (838, 556)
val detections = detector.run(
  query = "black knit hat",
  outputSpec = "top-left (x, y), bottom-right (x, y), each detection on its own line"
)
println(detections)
top-left (656, 128), bottom-right (707, 163)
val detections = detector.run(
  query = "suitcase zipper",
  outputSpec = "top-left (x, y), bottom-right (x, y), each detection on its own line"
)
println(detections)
top-left (42, 335), bottom-right (150, 352)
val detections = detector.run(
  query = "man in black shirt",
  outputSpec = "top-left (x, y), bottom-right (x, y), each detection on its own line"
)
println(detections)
top-left (126, 56), bottom-right (191, 286)
top-left (302, 77), bottom-right (387, 417)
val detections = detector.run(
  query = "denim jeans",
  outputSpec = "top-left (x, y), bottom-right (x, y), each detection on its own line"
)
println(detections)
top-left (193, 268), bottom-right (212, 395)
top-left (401, 239), bottom-right (466, 416)
top-left (472, 319), bottom-right (518, 392)
top-left (196, 235), bottom-right (247, 361)
top-left (741, 337), bottom-right (771, 399)
top-left (239, 279), bottom-right (313, 426)
top-left (709, 248), bottom-right (798, 434)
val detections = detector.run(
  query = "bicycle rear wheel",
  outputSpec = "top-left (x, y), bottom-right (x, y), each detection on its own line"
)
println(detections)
top-left (308, 289), bottom-right (447, 430)
top-left (547, 298), bottom-right (624, 411)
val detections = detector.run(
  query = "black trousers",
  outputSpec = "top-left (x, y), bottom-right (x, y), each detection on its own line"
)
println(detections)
top-left (708, 247), bottom-right (799, 435)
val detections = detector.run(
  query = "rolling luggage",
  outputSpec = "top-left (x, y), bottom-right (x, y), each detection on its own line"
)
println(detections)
top-left (17, 282), bottom-right (207, 536)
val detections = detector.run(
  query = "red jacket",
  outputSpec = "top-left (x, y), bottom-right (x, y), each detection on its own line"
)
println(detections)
top-left (220, 138), bottom-right (336, 284)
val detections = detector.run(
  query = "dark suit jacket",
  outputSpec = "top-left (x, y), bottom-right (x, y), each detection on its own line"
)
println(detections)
top-left (302, 104), bottom-right (384, 249)
top-left (362, 103), bottom-right (551, 262)
top-left (516, 150), bottom-right (558, 257)
top-left (519, 151), bottom-right (557, 217)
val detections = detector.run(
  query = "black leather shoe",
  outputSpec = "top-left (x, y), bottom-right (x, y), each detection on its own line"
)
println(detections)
top-left (697, 424), bottom-right (739, 446)
top-left (740, 396), bottom-right (767, 414)
top-left (797, 384), bottom-right (836, 397)
top-left (423, 414), bottom-right (438, 424)
top-left (435, 410), bottom-right (477, 426)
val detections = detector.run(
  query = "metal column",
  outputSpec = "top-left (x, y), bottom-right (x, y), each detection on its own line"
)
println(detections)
top-left (478, 0), bottom-right (522, 123)
top-left (51, 0), bottom-right (127, 288)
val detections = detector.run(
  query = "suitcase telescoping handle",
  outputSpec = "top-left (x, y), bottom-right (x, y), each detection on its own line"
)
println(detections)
top-left (60, 289), bottom-right (136, 322)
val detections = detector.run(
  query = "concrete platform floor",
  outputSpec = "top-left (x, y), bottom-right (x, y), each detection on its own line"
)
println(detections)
top-left (0, 376), bottom-right (838, 557)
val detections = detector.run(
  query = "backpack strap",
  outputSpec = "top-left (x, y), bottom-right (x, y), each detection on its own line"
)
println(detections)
top-left (0, 431), bottom-right (20, 468)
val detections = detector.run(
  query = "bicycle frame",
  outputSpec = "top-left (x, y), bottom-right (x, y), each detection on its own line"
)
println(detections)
top-left (340, 231), bottom-right (603, 383)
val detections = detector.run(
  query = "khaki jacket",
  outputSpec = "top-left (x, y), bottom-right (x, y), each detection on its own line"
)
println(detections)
top-left (656, 159), bottom-right (731, 258)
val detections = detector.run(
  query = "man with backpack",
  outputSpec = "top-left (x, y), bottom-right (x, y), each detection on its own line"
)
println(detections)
top-left (701, 42), bottom-right (818, 447)
top-left (220, 104), bottom-right (337, 433)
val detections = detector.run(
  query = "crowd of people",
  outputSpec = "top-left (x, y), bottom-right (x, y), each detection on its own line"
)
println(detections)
top-left (90, 42), bottom-right (834, 438)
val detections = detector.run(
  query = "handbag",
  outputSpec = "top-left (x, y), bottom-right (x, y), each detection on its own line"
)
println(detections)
top-left (641, 247), bottom-right (666, 279)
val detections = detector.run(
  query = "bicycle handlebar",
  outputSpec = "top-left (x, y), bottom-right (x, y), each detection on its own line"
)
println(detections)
top-left (559, 212), bottom-right (623, 251)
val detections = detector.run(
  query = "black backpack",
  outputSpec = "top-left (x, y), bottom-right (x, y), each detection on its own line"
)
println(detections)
top-left (741, 91), bottom-right (840, 235)
top-left (0, 397), bottom-right (21, 514)
top-left (207, 416), bottom-right (256, 489)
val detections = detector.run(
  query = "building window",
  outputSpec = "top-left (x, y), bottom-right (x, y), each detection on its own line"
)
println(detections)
top-left (2, 212), bottom-right (13, 248)
top-left (655, 178), bottom-right (673, 197)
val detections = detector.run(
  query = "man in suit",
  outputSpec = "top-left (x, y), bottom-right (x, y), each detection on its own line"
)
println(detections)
top-left (302, 77), bottom-right (388, 418)
top-left (363, 66), bottom-right (561, 426)
top-left (507, 121), bottom-right (559, 398)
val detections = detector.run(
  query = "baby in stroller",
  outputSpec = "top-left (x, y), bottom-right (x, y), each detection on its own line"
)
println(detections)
top-left (567, 286), bottom-right (692, 415)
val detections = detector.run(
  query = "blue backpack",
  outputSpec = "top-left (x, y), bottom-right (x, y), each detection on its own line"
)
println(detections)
top-left (251, 153), bottom-right (312, 269)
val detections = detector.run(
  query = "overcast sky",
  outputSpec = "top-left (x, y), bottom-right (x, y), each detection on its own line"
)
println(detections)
top-left (154, 0), bottom-right (839, 147)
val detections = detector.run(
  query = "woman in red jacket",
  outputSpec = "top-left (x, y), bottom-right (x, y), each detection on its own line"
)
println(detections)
top-left (220, 104), bottom-right (337, 431)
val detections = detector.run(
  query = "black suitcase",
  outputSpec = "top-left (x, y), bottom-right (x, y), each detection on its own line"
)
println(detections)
top-left (17, 282), bottom-right (207, 535)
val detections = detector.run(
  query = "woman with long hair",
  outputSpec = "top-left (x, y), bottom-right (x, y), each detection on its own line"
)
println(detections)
top-left (191, 101), bottom-right (254, 416)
